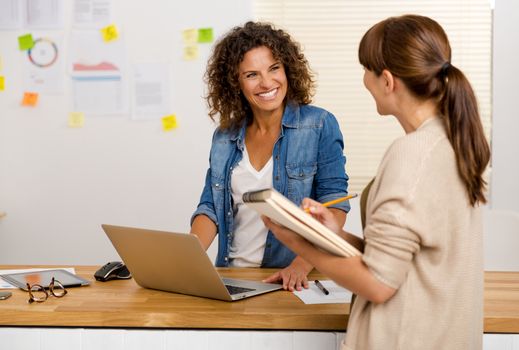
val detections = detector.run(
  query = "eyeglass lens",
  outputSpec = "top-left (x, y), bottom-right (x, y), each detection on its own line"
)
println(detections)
top-left (27, 277), bottom-right (67, 303)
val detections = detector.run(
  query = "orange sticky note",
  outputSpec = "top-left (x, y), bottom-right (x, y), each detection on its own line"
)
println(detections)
top-left (0, 76), bottom-right (4, 91)
top-left (162, 115), bottom-right (178, 131)
top-left (101, 24), bottom-right (119, 42)
top-left (22, 92), bottom-right (39, 106)
top-left (68, 112), bottom-right (85, 128)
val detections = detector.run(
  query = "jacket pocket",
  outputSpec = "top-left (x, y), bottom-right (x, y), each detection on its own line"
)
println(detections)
top-left (286, 163), bottom-right (317, 204)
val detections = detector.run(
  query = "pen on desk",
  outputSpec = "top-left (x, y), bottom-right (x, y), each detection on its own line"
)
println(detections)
top-left (314, 280), bottom-right (329, 295)
top-left (304, 193), bottom-right (358, 213)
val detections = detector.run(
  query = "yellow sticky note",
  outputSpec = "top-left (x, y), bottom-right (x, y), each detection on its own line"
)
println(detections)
top-left (68, 112), bottom-right (85, 128)
top-left (182, 28), bottom-right (198, 45)
top-left (0, 76), bottom-right (4, 91)
top-left (198, 28), bottom-right (214, 43)
top-left (101, 24), bottom-right (119, 42)
top-left (162, 115), bottom-right (178, 131)
top-left (183, 45), bottom-right (199, 61)
top-left (22, 92), bottom-right (39, 106)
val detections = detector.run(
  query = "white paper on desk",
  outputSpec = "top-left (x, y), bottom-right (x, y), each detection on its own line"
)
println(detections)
top-left (0, 267), bottom-right (75, 289)
top-left (293, 280), bottom-right (352, 304)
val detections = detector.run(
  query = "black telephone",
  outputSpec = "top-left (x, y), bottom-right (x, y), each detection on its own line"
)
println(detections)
top-left (94, 261), bottom-right (132, 282)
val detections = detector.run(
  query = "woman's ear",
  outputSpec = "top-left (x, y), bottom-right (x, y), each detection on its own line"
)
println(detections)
top-left (381, 69), bottom-right (395, 93)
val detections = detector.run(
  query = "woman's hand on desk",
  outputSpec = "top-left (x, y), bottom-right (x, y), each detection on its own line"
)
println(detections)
top-left (263, 256), bottom-right (313, 292)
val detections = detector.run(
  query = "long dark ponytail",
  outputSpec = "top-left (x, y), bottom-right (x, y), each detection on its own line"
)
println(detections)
top-left (439, 64), bottom-right (490, 205)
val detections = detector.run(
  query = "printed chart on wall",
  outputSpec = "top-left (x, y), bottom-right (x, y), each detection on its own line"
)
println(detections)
top-left (132, 62), bottom-right (172, 120)
top-left (22, 34), bottom-right (64, 94)
top-left (69, 30), bottom-right (129, 115)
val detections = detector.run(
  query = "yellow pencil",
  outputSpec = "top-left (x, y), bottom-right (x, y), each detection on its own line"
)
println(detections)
top-left (304, 193), bottom-right (358, 213)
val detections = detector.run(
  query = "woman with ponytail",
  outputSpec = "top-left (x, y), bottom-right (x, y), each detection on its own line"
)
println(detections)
top-left (263, 15), bottom-right (490, 349)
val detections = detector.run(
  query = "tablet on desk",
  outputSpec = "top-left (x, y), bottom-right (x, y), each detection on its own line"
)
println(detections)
top-left (0, 269), bottom-right (90, 290)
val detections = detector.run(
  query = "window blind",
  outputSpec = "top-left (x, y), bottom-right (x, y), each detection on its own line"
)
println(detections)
top-left (254, 0), bottom-right (492, 193)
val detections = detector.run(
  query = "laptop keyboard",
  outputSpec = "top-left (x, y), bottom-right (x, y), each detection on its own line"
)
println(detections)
top-left (225, 285), bottom-right (255, 295)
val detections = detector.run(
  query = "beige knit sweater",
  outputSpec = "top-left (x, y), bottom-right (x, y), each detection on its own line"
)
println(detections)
top-left (342, 117), bottom-right (483, 350)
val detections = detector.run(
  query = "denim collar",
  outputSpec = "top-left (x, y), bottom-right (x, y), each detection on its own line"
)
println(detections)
top-left (229, 102), bottom-right (301, 148)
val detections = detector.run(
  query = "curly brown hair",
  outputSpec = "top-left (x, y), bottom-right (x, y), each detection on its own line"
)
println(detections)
top-left (205, 21), bottom-right (315, 130)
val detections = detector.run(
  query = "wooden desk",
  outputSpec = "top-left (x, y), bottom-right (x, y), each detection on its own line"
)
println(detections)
top-left (484, 271), bottom-right (519, 333)
top-left (0, 266), bottom-right (349, 331)
top-left (1, 267), bottom-right (519, 334)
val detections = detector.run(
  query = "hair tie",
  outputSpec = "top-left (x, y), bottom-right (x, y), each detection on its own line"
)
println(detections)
top-left (440, 61), bottom-right (451, 76)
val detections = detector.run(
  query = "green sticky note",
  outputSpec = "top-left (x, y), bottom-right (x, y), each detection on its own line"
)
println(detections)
top-left (198, 28), bottom-right (214, 43)
top-left (18, 33), bottom-right (35, 51)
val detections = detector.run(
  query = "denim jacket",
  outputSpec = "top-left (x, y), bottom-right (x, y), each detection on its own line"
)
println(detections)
top-left (191, 102), bottom-right (350, 267)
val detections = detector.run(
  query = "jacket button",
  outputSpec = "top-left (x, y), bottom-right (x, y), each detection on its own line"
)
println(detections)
top-left (224, 256), bottom-right (228, 261)
top-left (227, 211), bottom-right (231, 216)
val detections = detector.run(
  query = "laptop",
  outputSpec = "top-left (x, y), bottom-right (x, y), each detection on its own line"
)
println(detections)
top-left (101, 224), bottom-right (282, 301)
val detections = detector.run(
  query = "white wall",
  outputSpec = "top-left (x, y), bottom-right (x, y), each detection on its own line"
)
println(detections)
top-left (491, 0), bottom-right (519, 213)
top-left (482, 0), bottom-right (519, 271)
top-left (0, 0), bottom-right (517, 270)
top-left (0, 0), bottom-right (252, 265)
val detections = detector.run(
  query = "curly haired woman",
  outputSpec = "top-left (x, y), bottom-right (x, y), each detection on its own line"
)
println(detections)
top-left (190, 21), bottom-right (351, 291)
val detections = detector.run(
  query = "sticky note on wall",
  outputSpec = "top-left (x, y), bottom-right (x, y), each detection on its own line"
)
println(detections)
top-left (162, 115), bottom-right (178, 131)
top-left (101, 24), bottom-right (119, 42)
top-left (0, 76), bottom-right (4, 91)
top-left (22, 92), bottom-right (38, 106)
top-left (183, 45), bottom-right (199, 61)
top-left (18, 33), bottom-right (35, 50)
top-left (68, 112), bottom-right (85, 128)
top-left (182, 28), bottom-right (198, 45)
top-left (197, 28), bottom-right (213, 43)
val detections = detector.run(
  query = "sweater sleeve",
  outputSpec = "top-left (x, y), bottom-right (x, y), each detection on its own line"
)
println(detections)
top-left (361, 130), bottom-right (443, 289)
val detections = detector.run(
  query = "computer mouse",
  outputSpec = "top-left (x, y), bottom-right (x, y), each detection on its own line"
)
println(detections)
top-left (94, 261), bottom-right (132, 282)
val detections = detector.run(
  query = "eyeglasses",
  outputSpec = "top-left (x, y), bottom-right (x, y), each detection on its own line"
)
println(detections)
top-left (26, 277), bottom-right (67, 304)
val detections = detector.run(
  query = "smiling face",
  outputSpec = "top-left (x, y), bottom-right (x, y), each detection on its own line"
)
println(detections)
top-left (238, 46), bottom-right (288, 119)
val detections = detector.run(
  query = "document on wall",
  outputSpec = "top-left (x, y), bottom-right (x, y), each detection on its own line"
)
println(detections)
top-left (73, 0), bottom-right (112, 29)
top-left (0, 0), bottom-right (23, 29)
top-left (24, 0), bottom-right (65, 29)
top-left (293, 280), bottom-right (352, 304)
top-left (22, 33), bottom-right (64, 94)
top-left (132, 63), bottom-right (172, 120)
top-left (0, 267), bottom-right (75, 289)
top-left (69, 30), bottom-right (129, 115)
